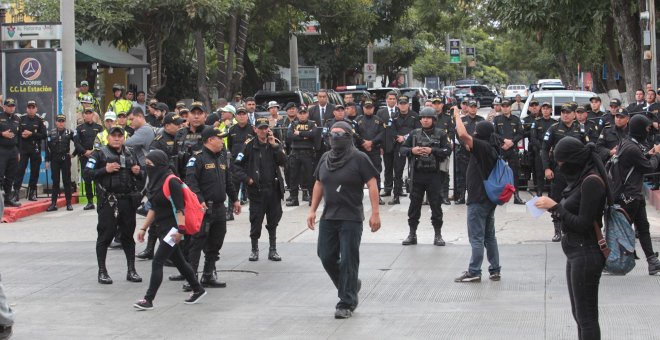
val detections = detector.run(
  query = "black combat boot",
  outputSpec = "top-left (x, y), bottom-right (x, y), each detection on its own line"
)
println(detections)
top-left (249, 239), bottom-right (259, 261)
top-left (513, 192), bottom-right (526, 205)
top-left (402, 230), bottom-right (417, 245)
top-left (4, 190), bottom-right (21, 207)
top-left (83, 202), bottom-right (95, 210)
top-left (27, 187), bottom-right (37, 201)
top-left (302, 190), bottom-right (310, 202)
top-left (66, 200), bottom-right (73, 211)
top-left (200, 260), bottom-right (226, 288)
top-left (286, 198), bottom-right (299, 206)
top-left (388, 196), bottom-right (400, 205)
top-left (126, 261), bottom-right (142, 282)
top-left (380, 190), bottom-right (391, 197)
top-left (46, 202), bottom-right (58, 211)
top-left (268, 238), bottom-right (281, 261)
top-left (433, 228), bottom-right (446, 246)
top-left (98, 265), bottom-right (113, 284)
top-left (136, 232), bottom-right (157, 260)
top-left (552, 222), bottom-right (562, 242)
top-left (647, 253), bottom-right (660, 275)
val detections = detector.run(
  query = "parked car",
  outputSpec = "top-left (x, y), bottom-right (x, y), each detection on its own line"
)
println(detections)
top-left (504, 84), bottom-right (529, 100)
top-left (539, 82), bottom-right (566, 91)
top-left (368, 87), bottom-right (402, 108)
top-left (442, 85), bottom-right (456, 98)
top-left (453, 84), bottom-right (497, 108)
top-left (520, 90), bottom-right (604, 120)
top-left (336, 86), bottom-right (373, 104)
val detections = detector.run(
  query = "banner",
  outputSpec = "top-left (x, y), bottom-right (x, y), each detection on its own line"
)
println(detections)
top-left (3, 48), bottom-right (60, 129)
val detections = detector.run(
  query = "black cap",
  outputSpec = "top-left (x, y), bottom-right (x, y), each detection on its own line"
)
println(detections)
top-left (107, 126), bottom-right (125, 135)
top-left (560, 103), bottom-right (574, 112)
top-left (235, 106), bottom-right (248, 114)
top-left (614, 108), bottom-right (629, 117)
top-left (56, 114), bottom-right (66, 121)
top-left (175, 101), bottom-right (186, 109)
top-left (576, 105), bottom-right (587, 113)
top-left (461, 99), bottom-right (469, 105)
top-left (255, 115), bottom-right (270, 128)
top-left (500, 99), bottom-right (511, 106)
top-left (84, 107), bottom-right (94, 113)
top-left (589, 95), bottom-right (601, 102)
top-left (4, 98), bottom-right (15, 106)
top-left (363, 99), bottom-right (375, 107)
top-left (609, 98), bottom-right (621, 107)
top-left (398, 96), bottom-right (409, 104)
top-left (190, 101), bottom-right (206, 112)
top-left (155, 102), bottom-right (169, 112)
top-left (541, 101), bottom-right (551, 108)
top-left (298, 107), bottom-right (308, 113)
top-left (163, 113), bottom-right (184, 125)
top-left (201, 126), bottom-right (227, 141)
top-left (27, 100), bottom-right (37, 107)
top-left (283, 102), bottom-right (297, 111)
top-left (529, 99), bottom-right (539, 105)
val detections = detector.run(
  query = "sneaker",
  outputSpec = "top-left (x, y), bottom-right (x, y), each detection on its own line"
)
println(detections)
top-left (489, 272), bottom-right (501, 281)
top-left (133, 299), bottom-right (153, 310)
top-left (184, 290), bottom-right (207, 305)
top-left (334, 308), bottom-right (352, 319)
top-left (454, 271), bottom-right (481, 283)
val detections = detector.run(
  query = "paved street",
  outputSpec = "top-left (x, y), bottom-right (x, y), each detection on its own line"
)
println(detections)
top-left (1, 187), bottom-right (660, 339)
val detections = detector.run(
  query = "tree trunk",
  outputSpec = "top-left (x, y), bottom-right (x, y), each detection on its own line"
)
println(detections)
top-left (243, 53), bottom-right (261, 94)
top-left (215, 24), bottom-right (227, 100)
top-left (555, 52), bottom-right (576, 88)
top-left (611, 0), bottom-right (642, 103)
top-left (226, 13), bottom-right (238, 99)
top-left (194, 30), bottom-right (210, 110)
top-left (147, 34), bottom-right (161, 98)
top-left (231, 13), bottom-right (249, 94)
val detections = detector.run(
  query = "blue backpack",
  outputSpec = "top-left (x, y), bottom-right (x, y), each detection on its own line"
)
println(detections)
top-left (587, 175), bottom-right (635, 275)
top-left (483, 150), bottom-right (516, 205)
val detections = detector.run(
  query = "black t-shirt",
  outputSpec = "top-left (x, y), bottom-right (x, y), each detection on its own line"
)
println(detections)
top-left (150, 178), bottom-right (184, 233)
top-left (466, 138), bottom-right (498, 205)
top-left (314, 150), bottom-right (378, 222)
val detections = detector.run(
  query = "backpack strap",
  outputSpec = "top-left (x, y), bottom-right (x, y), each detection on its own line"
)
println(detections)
top-left (583, 174), bottom-right (611, 259)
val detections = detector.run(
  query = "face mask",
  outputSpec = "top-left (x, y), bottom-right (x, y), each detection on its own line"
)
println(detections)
top-left (559, 162), bottom-right (583, 182)
top-left (330, 132), bottom-right (352, 152)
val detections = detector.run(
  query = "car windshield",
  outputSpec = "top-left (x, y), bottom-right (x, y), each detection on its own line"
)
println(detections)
top-left (254, 93), bottom-right (300, 111)
top-left (455, 88), bottom-right (470, 95)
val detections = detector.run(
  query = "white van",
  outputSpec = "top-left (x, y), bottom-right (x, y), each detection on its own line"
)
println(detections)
top-left (520, 90), bottom-right (605, 120)
top-left (537, 79), bottom-right (563, 87)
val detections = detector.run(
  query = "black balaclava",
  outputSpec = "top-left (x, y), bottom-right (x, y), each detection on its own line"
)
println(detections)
top-left (553, 137), bottom-right (603, 194)
top-left (474, 121), bottom-right (494, 140)
top-left (629, 114), bottom-right (651, 142)
top-left (145, 149), bottom-right (172, 199)
top-left (326, 121), bottom-right (356, 171)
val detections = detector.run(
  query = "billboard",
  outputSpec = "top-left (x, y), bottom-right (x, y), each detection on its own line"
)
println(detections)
top-left (3, 48), bottom-right (61, 129)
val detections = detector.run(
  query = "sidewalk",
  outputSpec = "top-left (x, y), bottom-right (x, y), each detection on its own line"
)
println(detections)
top-left (1, 240), bottom-right (659, 339)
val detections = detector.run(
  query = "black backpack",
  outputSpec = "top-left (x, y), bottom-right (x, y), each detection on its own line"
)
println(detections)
top-left (605, 140), bottom-right (634, 202)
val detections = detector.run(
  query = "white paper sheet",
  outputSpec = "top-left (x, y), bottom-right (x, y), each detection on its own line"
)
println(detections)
top-left (526, 196), bottom-right (545, 218)
top-left (163, 227), bottom-right (178, 246)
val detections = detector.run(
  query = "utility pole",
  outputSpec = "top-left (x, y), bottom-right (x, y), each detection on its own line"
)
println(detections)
top-left (61, 0), bottom-right (77, 173)
top-left (289, 32), bottom-right (299, 91)
top-left (651, 0), bottom-right (657, 90)
top-left (367, 42), bottom-right (373, 87)
top-left (0, 3), bottom-right (9, 94)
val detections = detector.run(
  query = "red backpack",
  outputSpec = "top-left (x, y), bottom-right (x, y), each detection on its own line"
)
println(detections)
top-left (162, 174), bottom-right (204, 235)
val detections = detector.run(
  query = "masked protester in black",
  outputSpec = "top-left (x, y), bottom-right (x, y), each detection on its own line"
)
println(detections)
top-left (133, 150), bottom-right (206, 310)
top-left (535, 138), bottom-right (607, 340)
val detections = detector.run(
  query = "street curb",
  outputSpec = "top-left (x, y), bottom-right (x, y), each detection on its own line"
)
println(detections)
top-left (2, 194), bottom-right (79, 223)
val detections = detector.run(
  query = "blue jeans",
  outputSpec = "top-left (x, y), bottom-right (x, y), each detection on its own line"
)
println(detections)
top-left (467, 201), bottom-right (500, 276)
top-left (317, 219), bottom-right (363, 309)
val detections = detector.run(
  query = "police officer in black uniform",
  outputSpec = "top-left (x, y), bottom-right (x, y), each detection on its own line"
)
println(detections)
top-left (529, 102), bottom-right (557, 197)
top-left (598, 98), bottom-right (621, 133)
top-left (575, 104), bottom-right (599, 144)
top-left (596, 108), bottom-right (629, 162)
top-left (0, 98), bottom-right (21, 207)
top-left (227, 106), bottom-right (254, 205)
top-left (14, 100), bottom-right (47, 201)
top-left (234, 116), bottom-right (286, 262)
top-left (541, 103), bottom-right (584, 242)
top-left (74, 108), bottom-right (103, 210)
top-left (356, 98), bottom-right (386, 205)
top-left (587, 95), bottom-right (604, 122)
top-left (135, 112), bottom-right (184, 261)
top-left (521, 99), bottom-right (540, 194)
top-left (435, 98), bottom-right (455, 205)
top-left (455, 100), bottom-right (484, 204)
top-left (400, 107), bottom-right (452, 246)
top-left (323, 104), bottom-right (363, 150)
top-left (493, 99), bottom-right (525, 204)
top-left (286, 107), bottom-right (318, 206)
top-left (45, 114), bottom-right (75, 212)
top-left (389, 96), bottom-right (419, 205)
top-left (175, 101), bottom-right (207, 180)
top-left (185, 126), bottom-right (241, 289)
top-left (83, 126), bottom-right (143, 285)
